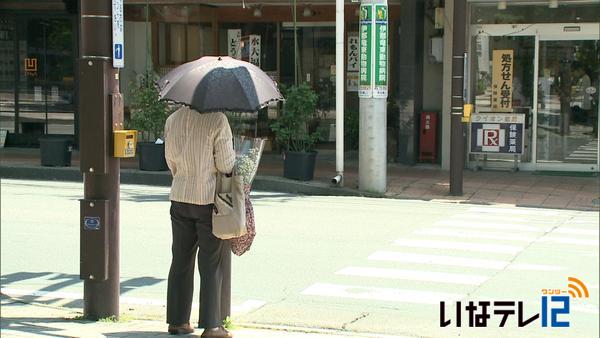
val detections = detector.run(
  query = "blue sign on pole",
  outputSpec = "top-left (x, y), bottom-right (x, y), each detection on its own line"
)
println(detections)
top-left (114, 44), bottom-right (123, 60)
top-left (112, 0), bottom-right (124, 68)
top-left (84, 217), bottom-right (101, 230)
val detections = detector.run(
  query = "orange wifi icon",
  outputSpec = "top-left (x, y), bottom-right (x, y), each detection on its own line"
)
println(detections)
top-left (567, 277), bottom-right (589, 298)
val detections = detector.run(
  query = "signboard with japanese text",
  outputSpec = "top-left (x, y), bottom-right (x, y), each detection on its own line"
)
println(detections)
top-left (112, 0), bottom-right (124, 68)
top-left (373, 4), bottom-right (388, 98)
top-left (347, 72), bottom-right (359, 92)
top-left (470, 113), bottom-right (524, 155)
top-left (491, 49), bottom-right (513, 110)
top-left (249, 35), bottom-right (261, 68)
top-left (241, 35), bottom-right (261, 68)
top-left (347, 34), bottom-right (359, 72)
top-left (358, 4), bottom-right (373, 98)
top-left (227, 29), bottom-right (241, 59)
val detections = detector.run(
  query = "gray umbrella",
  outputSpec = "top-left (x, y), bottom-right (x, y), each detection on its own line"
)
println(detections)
top-left (158, 56), bottom-right (283, 113)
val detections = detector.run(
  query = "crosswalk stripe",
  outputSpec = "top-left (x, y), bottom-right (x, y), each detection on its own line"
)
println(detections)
top-left (336, 266), bottom-right (489, 285)
top-left (414, 228), bottom-right (536, 242)
top-left (538, 237), bottom-right (599, 246)
top-left (451, 213), bottom-right (561, 225)
top-left (466, 206), bottom-right (561, 216)
top-left (552, 228), bottom-right (599, 236)
top-left (394, 239), bottom-right (522, 254)
top-left (367, 251), bottom-right (563, 271)
top-left (301, 283), bottom-right (464, 305)
top-left (436, 219), bottom-right (547, 233)
top-left (508, 263), bottom-right (565, 271)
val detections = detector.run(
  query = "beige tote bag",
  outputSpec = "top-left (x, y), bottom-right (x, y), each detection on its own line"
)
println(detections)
top-left (212, 173), bottom-right (247, 239)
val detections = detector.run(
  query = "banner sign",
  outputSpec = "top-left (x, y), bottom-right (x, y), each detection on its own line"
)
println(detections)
top-left (227, 29), bottom-right (241, 59)
top-left (347, 34), bottom-right (359, 72)
top-left (112, 0), bottom-right (124, 68)
top-left (470, 113), bottom-right (525, 155)
top-left (358, 4), bottom-right (373, 98)
top-left (249, 35), bottom-right (261, 68)
top-left (373, 4), bottom-right (388, 98)
top-left (491, 49), bottom-right (513, 110)
top-left (347, 72), bottom-right (359, 92)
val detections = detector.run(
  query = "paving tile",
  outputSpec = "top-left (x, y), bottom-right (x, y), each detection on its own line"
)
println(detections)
top-left (541, 196), bottom-right (571, 208)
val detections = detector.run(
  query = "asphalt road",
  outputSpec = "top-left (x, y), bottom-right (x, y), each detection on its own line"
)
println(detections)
top-left (1, 179), bottom-right (598, 338)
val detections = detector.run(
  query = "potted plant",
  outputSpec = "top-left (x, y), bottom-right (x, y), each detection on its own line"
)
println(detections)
top-left (270, 84), bottom-right (322, 181)
top-left (128, 69), bottom-right (174, 171)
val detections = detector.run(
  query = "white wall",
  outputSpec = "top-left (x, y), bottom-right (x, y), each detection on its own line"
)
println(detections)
top-left (121, 21), bottom-right (151, 107)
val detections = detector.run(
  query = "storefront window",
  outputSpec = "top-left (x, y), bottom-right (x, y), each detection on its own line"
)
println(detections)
top-left (471, 35), bottom-right (535, 162)
top-left (471, 3), bottom-right (600, 24)
top-left (0, 15), bottom-right (76, 139)
top-left (281, 25), bottom-right (336, 114)
top-left (536, 40), bottom-right (599, 164)
top-left (0, 18), bottom-right (16, 133)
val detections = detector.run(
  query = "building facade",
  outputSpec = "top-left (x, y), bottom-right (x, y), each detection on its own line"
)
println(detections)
top-left (0, 0), bottom-right (598, 173)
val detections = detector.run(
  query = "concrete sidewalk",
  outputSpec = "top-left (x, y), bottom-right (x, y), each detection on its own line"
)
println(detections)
top-left (1, 147), bottom-right (598, 211)
top-left (0, 295), bottom-right (400, 338)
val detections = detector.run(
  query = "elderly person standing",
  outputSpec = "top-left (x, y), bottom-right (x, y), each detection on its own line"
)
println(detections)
top-left (164, 106), bottom-right (235, 338)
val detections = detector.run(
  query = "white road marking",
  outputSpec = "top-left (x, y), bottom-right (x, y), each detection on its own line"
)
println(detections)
top-left (451, 213), bottom-right (561, 225)
top-left (552, 228), bottom-right (599, 236)
top-left (414, 228), bottom-right (537, 242)
top-left (466, 206), bottom-right (561, 216)
top-left (394, 239), bottom-right (522, 254)
top-left (435, 219), bottom-right (547, 233)
top-left (538, 237), bottom-right (599, 246)
top-left (0, 288), bottom-right (265, 315)
top-left (301, 283), bottom-right (464, 305)
top-left (336, 266), bottom-right (489, 285)
top-left (367, 251), bottom-right (563, 271)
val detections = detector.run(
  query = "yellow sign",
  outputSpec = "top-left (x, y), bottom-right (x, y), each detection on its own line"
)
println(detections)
top-left (113, 130), bottom-right (137, 158)
top-left (491, 50), bottom-right (514, 110)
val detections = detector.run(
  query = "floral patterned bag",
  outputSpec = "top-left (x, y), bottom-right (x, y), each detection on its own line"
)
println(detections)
top-left (229, 136), bottom-right (264, 256)
top-left (230, 185), bottom-right (256, 256)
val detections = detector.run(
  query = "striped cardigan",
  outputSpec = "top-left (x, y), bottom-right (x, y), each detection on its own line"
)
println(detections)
top-left (164, 107), bottom-right (235, 206)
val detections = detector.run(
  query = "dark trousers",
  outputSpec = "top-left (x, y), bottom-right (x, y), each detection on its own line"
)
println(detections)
top-left (167, 201), bottom-right (228, 328)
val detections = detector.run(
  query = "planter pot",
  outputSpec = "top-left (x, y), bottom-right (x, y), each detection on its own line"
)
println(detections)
top-left (138, 142), bottom-right (168, 171)
top-left (39, 136), bottom-right (72, 167)
top-left (283, 151), bottom-right (317, 181)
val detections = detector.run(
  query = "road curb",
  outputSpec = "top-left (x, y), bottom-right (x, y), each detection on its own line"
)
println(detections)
top-left (0, 164), bottom-right (373, 198)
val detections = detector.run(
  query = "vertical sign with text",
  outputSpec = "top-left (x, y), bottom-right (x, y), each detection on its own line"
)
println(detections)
top-left (227, 29), bottom-right (241, 60)
top-left (359, 4), bottom-right (373, 98)
top-left (347, 33), bottom-right (359, 92)
top-left (112, 0), bottom-right (124, 68)
top-left (373, 4), bottom-right (388, 98)
top-left (249, 35), bottom-right (261, 68)
top-left (491, 49), bottom-right (513, 110)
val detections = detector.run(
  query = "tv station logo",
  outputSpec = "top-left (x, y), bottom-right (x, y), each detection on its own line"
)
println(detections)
top-left (440, 277), bottom-right (590, 328)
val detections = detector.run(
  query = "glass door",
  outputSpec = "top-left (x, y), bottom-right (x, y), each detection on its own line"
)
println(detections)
top-left (17, 17), bottom-right (76, 137)
top-left (535, 31), bottom-right (599, 171)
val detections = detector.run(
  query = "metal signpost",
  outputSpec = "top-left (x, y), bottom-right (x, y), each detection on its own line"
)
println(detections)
top-left (79, 0), bottom-right (124, 319)
top-left (358, 0), bottom-right (387, 193)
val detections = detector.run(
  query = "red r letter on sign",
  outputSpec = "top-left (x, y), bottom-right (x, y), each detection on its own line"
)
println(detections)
top-left (484, 130), bottom-right (499, 146)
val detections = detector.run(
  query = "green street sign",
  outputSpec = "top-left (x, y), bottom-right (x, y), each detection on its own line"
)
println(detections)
top-left (359, 4), bottom-right (373, 98)
top-left (359, 2), bottom-right (388, 99)
top-left (374, 4), bottom-right (388, 98)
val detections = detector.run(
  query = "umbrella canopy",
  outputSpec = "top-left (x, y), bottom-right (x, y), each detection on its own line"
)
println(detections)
top-left (158, 56), bottom-right (283, 113)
